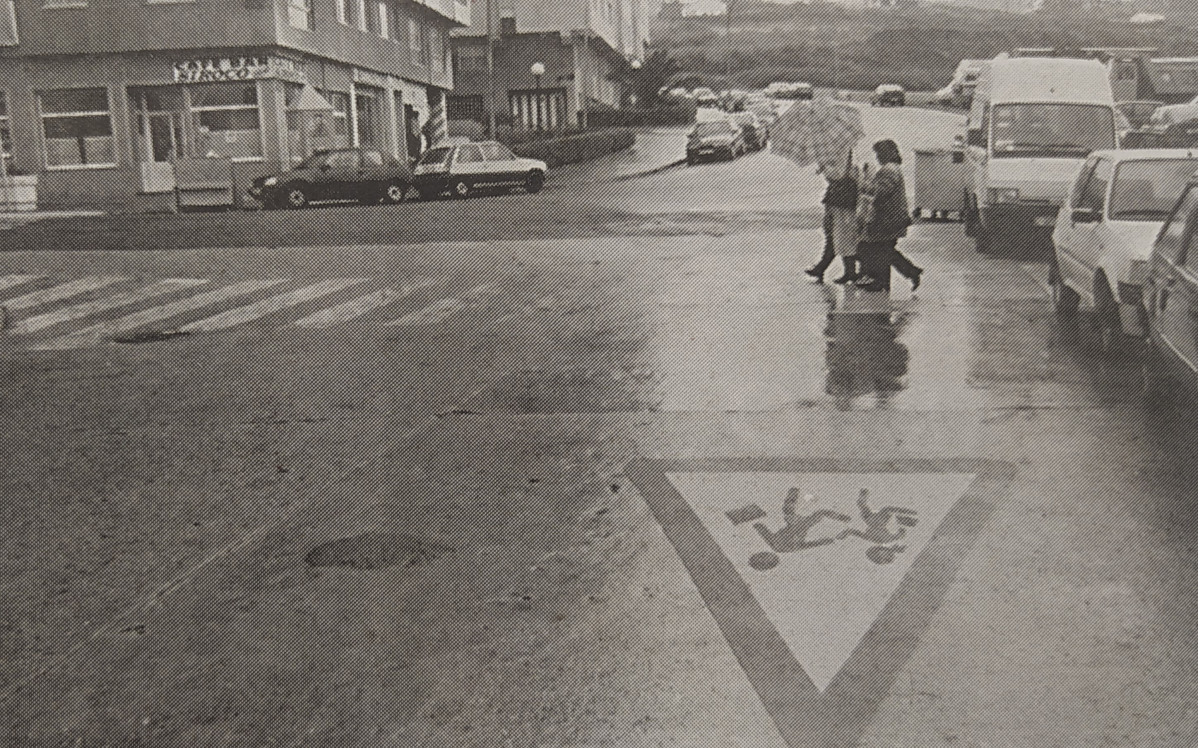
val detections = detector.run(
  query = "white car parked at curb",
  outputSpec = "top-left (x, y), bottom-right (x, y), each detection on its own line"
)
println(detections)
top-left (1050, 148), bottom-right (1198, 344)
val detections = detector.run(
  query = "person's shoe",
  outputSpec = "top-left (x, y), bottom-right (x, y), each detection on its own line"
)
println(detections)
top-left (855, 276), bottom-right (889, 292)
top-left (805, 267), bottom-right (824, 283)
top-left (910, 268), bottom-right (923, 291)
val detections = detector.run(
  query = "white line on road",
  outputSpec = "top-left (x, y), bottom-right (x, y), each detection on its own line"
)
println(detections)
top-left (34, 279), bottom-right (286, 350)
top-left (2, 276), bottom-right (125, 311)
top-left (180, 278), bottom-right (367, 333)
top-left (10, 278), bottom-right (209, 335)
top-left (293, 278), bottom-right (436, 328)
top-left (0, 274), bottom-right (43, 293)
top-left (382, 283), bottom-right (495, 328)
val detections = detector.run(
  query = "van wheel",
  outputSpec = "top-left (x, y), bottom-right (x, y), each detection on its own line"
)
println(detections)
top-left (963, 194), bottom-right (978, 238)
top-left (525, 170), bottom-right (544, 194)
top-left (453, 180), bottom-right (471, 199)
top-left (1092, 277), bottom-right (1121, 353)
top-left (974, 224), bottom-right (991, 254)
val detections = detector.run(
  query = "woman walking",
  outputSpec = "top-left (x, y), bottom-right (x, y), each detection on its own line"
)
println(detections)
top-left (806, 151), bottom-right (861, 284)
top-left (855, 139), bottom-right (923, 292)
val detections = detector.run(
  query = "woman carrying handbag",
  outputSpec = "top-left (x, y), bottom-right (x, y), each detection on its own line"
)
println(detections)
top-left (854, 139), bottom-right (923, 292)
top-left (806, 150), bottom-right (862, 284)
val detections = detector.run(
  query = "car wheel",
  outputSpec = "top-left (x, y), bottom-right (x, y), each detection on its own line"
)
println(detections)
top-left (525, 170), bottom-right (544, 194)
top-left (452, 179), bottom-right (471, 199)
top-left (1049, 259), bottom-right (1079, 319)
top-left (963, 193), bottom-right (977, 238)
top-left (383, 180), bottom-right (407, 204)
top-left (284, 185), bottom-right (309, 209)
top-left (974, 223), bottom-right (991, 254)
top-left (1140, 331), bottom-right (1171, 406)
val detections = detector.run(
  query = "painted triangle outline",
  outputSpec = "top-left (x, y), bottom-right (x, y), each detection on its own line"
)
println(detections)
top-left (627, 457), bottom-right (1016, 748)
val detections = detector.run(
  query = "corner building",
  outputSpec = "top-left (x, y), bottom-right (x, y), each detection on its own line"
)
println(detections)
top-left (0, 0), bottom-right (467, 210)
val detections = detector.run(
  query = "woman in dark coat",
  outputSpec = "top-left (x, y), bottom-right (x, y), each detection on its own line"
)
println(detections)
top-left (855, 139), bottom-right (923, 292)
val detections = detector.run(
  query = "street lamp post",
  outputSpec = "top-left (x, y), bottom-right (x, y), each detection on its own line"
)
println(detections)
top-left (531, 61), bottom-right (545, 130)
top-left (629, 58), bottom-right (641, 108)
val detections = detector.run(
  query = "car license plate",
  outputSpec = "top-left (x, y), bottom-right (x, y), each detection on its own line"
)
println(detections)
top-left (1033, 216), bottom-right (1056, 227)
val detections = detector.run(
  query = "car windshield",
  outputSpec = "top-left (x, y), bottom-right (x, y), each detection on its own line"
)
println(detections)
top-left (694, 122), bottom-right (732, 137)
top-left (991, 104), bottom-right (1116, 158)
top-left (418, 147), bottom-right (452, 166)
top-left (1109, 159), bottom-right (1198, 221)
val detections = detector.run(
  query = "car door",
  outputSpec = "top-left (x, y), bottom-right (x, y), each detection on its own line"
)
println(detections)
top-left (360, 150), bottom-right (388, 195)
top-left (481, 142), bottom-right (519, 187)
top-left (451, 144), bottom-right (486, 188)
top-left (321, 150), bottom-right (361, 200)
top-left (1065, 157), bottom-right (1111, 303)
top-left (1149, 187), bottom-right (1198, 373)
top-left (1055, 157), bottom-right (1099, 291)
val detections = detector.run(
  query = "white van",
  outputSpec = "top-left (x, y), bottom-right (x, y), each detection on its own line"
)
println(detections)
top-left (963, 55), bottom-right (1119, 253)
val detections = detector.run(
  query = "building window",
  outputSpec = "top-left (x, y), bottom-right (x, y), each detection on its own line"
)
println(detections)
top-left (336, 0), bottom-right (348, 23)
top-left (356, 0), bottom-right (367, 30)
top-left (287, 0), bottom-right (312, 29)
top-left (1, 0), bottom-right (19, 46)
top-left (0, 91), bottom-right (10, 172)
top-left (190, 82), bottom-right (262, 162)
top-left (42, 0), bottom-right (87, 7)
top-left (455, 46), bottom-right (485, 75)
top-left (377, 1), bottom-right (389, 38)
top-left (428, 27), bottom-right (441, 71)
top-left (39, 88), bottom-right (115, 169)
top-left (409, 19), bottom-right (421, 64)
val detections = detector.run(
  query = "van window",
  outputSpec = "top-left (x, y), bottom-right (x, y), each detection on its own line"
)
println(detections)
top-left (1156, 186), bottom-right (1198, 264)
top-left (990, 103), bottom-right (1115, 158)
top-left (1079, 158), bottom-right (1112, 213)
top-left (1069, 159), bottom-right (1098, 208)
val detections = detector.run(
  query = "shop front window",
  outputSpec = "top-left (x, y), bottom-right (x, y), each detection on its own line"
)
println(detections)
top-left (191, 82), bottom-right (262, 161)
top-left (39, 88), bottom-right (115, 169)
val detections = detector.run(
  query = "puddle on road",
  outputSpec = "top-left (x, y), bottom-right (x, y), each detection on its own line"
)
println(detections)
top-left (476, 368), bottom-right (662, 414)
top-left (304, 532), bottom-right (453, 570)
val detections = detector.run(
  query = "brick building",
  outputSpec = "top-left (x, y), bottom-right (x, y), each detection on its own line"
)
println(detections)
top-left (0, 0), bottom-right (466, 210)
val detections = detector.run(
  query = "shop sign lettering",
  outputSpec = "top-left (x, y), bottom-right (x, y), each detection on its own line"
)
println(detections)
top-left (173, 56), bottom-right (304, 83)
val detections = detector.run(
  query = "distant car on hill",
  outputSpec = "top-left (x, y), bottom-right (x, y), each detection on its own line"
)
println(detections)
top-left (871, 84), bottom-right (906, 107)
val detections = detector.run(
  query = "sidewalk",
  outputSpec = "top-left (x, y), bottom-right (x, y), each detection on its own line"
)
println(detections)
top-left (0, 209), bottom-right (105, 231)
top-left (552, 126), bottom-right (689, 185)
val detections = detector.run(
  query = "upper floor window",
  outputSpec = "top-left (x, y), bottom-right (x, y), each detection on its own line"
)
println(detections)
top-left (1, 0), bottom-right (19, 46)
top-left (43, 0), bottom-right (87, 7)
top-left (336, 0), bottom-right (348, 23)
top-left (39, 88), bottom-right (115, 169)
top-left (409, 19), bottom-right (421, 64)
top-left (287, 0), bottom-right (312, 29)
top-left (376, 1), bottom-right (389, 38)
top-left (355, 0), bottom-right (367, 30)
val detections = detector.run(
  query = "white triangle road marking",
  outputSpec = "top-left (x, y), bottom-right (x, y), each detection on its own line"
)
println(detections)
top-left (1, 276), bottom-right (125, 311)
top-left (33, 279), bottom-right (287, 351)
top-left (10, 278), bottom-right (208, 335)
top-left (665, 471), bottom-right (976, 693)
top-left (179, 278), bottom-right (367, 333)
top-left (294, 278), bottom-right (436, 328)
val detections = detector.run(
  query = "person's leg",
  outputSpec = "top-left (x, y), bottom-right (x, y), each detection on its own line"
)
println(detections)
top-left (890, 243), bottom-right (923, 287)
top-left (807, 210), bottom-right (836, 280)
top-left (857, 240), bottom-right (892, 291)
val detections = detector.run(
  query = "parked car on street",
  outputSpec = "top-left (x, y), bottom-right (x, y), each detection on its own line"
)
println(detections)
top-left (871, 84), bottom-right (906, 107)
top-left (249, 148), bottom-right (412, 209)
top-left (1117, 100), bottom-right (1165, 132)
top-left (766, 82), bottom-right (813, 100)
top-left (1143, 175), bottom-right (1198, 390)
top-left (731, 111), bottom-right (768, 151)
top-left (745, 98), bottom-right (778, 128)
top-left (686, 119), bottom-right (746, 164)
top-left (411, 141), bottom-right (547, 199)
top-left (693, 87), bottom-right (719, 107)
top-left (1050, 149), bottom-right (1198, 346)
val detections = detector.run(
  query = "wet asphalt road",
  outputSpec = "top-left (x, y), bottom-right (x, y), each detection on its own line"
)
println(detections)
top-left (5, 105), bottom-right (1198, 747)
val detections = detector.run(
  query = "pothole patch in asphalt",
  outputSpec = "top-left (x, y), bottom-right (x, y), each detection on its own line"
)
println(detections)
top-left (304, 532), bottom-right (453, 570)
top-left (111, 329), bottom-right (191, 344)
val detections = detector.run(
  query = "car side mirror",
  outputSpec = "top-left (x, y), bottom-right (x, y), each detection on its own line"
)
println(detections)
top-left (966, 129), bottom-right (984, 147)
top-left (319, 163), bottom-right (332, 172)
top-left (953, 133), bottom-right (965, 149)
top-left (1072, 207), bottom-right (1101, 224)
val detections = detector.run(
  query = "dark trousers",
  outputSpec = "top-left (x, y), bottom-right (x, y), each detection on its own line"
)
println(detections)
top-left (859, 238), bottom-right (920, 287)
top-left (811, 209), bottom-right (836, 274)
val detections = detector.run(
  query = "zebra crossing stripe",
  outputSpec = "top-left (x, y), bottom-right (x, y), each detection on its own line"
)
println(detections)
top-left (34, 279), bottom-right (287, 351)
top-left (0, 275), bottom-right (42, 293)
top-left (382, 283), bottom-right (495, 328)
top-left (180, 278), bottom-right (367, 333)
top-left (2, 276), bottom-right (125, 311)
top-left (294, 278), bottom-right (437, 329)
top-left (10, 279), bottom-right (209, 335)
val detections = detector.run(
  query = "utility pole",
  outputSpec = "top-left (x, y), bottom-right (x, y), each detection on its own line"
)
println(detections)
top-left (486, 0), bottom-right (496, 137)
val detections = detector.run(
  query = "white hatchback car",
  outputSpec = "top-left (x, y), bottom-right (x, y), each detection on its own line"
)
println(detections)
top-left (1050, 149), bottom-right (1198, 341)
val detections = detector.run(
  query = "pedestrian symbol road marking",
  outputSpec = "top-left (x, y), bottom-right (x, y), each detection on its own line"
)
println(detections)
top-left (628, 458), bottom-right (1015, 748)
